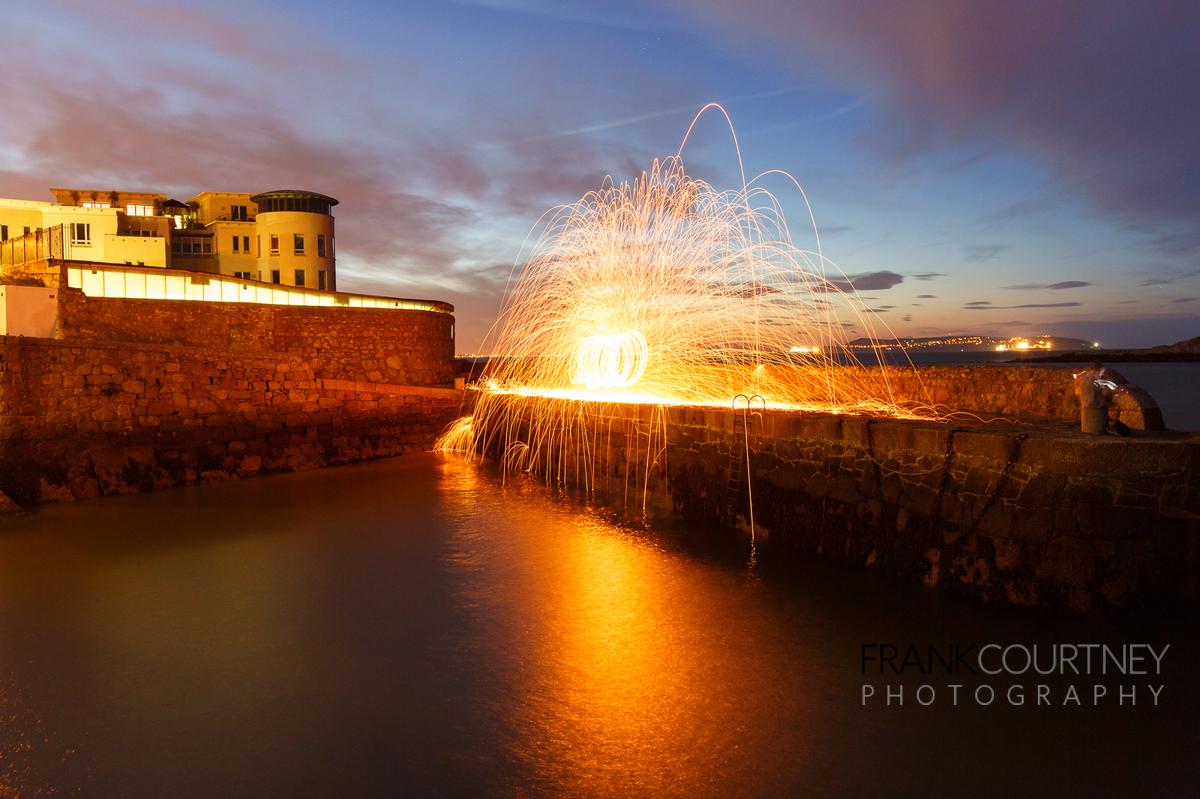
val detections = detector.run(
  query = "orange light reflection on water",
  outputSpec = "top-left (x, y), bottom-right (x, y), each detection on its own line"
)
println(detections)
top-left (501, 507), bottom-right (807, 796)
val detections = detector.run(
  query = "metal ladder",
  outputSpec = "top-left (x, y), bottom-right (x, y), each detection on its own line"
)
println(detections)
top-left (727, 394), bottom-right (765, 539)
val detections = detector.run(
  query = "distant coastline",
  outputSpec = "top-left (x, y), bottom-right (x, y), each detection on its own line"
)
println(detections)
top-left (1014, 335), bottom-right (1200, 363)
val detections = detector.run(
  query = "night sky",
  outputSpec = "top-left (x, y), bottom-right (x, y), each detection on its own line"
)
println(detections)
top-left (3, 1), bottom-right (1198, 348)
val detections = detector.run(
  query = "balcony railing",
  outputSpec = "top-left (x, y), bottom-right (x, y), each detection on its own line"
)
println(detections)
top-left (1, 225), bottom-right (65, 269)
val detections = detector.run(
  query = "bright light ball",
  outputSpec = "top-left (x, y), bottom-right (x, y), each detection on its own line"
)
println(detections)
top-left (570, 331), bottom-right (648, 389)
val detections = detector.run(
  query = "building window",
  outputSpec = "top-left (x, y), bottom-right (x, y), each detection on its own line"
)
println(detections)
top-left (271, 270), bottom-right (281, 284)
top-left (126, 204), bottom-right (154, 216)
top-left (81, 201), bottom-right (110, 209)
top-left (243, 235), bottom-right (250, 252)
top-left (317, 234), bottom-right (326, 258)
top-left (70, 223), bottom-right (91, 244)
top-left (231, 205), bottom-right (248, 221)
top-left (294, 269), bottom-right (306, 287)
top-left (232, 236), bottom-right (240, 253)
top-left (171, 236), bottom-right (212, 256)
top-left (23, 227), bottom-right (31, 235)
top-left (318, 270), bottom-right (327, 291)
top-left (1, 225), bottom-right (7, 241)
top-left (293, 234), bottom-right (305, 254)
top-left (270, 235), bottom-right (279, 255)
top-left (257, 236), bottom-right (261, 256)
top-left (233, 271), bottom-right (251, 280)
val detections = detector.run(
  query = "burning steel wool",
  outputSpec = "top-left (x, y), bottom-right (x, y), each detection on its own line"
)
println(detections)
top-left (439, 105), bottom-right (929, 475)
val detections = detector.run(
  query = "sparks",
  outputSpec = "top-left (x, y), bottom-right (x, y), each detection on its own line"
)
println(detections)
top-left (439, 104), bottom-right (932, 475)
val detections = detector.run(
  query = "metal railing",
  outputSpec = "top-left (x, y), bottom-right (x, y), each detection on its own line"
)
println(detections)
top-left (0, 225), bottom-right (65, 268)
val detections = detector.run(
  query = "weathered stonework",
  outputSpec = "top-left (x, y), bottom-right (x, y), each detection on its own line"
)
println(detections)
top-left (843, 364), bottom-right (1165, 430)
top-left (0, 337), bottom-right (468, 505)
top-left (57, 288), bottom-right (455, 387)
top-left (0, 260), bottom-right (464, 508)
top-left (476, 397), bottom-right (1199, 611)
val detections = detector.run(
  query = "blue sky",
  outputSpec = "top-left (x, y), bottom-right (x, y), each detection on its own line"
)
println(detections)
top-left (2, 0), bottom-right (1197, 348)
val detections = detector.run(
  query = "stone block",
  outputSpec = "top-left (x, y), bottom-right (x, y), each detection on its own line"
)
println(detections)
top-left (1035, 536), bottom-right (1096, 587)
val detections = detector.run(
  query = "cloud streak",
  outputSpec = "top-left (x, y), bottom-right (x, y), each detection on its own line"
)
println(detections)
top-left (964, 302), bottom-right (1083, 310)
top-left (964, 244), bottom-right (1006, 263)
top-left (1003, 280), bottom-right (1091, 290)
top-left (816, 270), bottom-right (904, 292)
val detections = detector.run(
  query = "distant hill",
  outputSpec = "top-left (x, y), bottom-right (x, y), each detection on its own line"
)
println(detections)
top-left (1151, 336), bottom-right (1200, 354)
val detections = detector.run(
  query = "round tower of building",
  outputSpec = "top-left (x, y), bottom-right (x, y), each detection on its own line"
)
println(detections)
top-left (251, 190), bottom-right (337, 291)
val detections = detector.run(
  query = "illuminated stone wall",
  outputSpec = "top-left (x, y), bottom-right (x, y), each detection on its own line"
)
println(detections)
top-left (57, 288), bottom-right (455, 387)
top-left (0, 336), bottom-right (468, 506)
top-left (478, 397), bottom-right (1198, 611)
top-left (0, 271), bottom-right (462, 506)
top-left (863, 364), bottom-right (1166, 430)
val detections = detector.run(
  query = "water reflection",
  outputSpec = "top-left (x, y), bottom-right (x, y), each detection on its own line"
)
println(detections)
top-left (435, 459), bottom-right (855, 796)
top-left (0, 454), bottom-right (1196, 797)
top-left (0, 673), bottom-right (85, 797)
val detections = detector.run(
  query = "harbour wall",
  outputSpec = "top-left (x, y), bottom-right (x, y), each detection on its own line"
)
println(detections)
top-left (56, 288), bottom-right (455, 387)
top-left (476, 396), bottom-right (1199, 611)
top-left (0, 258), bottom-right (466, 506)
top-left (851, 364), bottom-right (1164, 429)
top-left (0, 336), bottom-right (467, 504)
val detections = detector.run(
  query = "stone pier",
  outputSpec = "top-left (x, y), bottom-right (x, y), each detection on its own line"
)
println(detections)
top-left (475, 396), bottom-right (1199, 611)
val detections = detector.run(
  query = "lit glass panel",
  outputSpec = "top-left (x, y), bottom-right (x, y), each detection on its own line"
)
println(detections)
top-left (102, 270), bottom-right (124, 296)
top-left (82, 270), bottom-right (103, 295)
top-left (147, 273), bottom-right (166, 299)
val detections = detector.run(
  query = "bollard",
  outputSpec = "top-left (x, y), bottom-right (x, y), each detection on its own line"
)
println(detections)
top-left (1081, 405), bottom-right (1107, 435)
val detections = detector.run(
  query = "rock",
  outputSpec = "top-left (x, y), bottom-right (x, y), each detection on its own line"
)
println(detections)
top-left (0, 489), bottom-right (21, 513)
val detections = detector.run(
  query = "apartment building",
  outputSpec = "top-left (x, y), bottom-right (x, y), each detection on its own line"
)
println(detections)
top-left (0, 187), bottom-right (337, 290)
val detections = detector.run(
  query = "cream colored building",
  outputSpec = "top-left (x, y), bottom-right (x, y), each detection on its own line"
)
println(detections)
top-left (251, 191), bottom-right (337, 291)
top-left (0, 187), bottom-right (337, 289)
top-left (0, 192), bottom-right (168, 268)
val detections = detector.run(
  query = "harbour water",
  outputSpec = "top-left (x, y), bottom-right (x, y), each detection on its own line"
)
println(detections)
top-left (1, 454), bottom-right (1197, 797)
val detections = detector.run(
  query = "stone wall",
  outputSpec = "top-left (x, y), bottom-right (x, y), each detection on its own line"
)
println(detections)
top-left (2, 256), bottom-right (61, 288)
top-left (0, 337), bottom-right (469, 505)
top-left (853, 364), bottom-right (1165, 430)
top-left (871, 365), bottom-right (1079, 421)
top-left (475, 396), bottom-right (1199, 611)
top-left (57, 289), bottom-right (455, 387)
top-left (0, 256), bottom-right (463, 507)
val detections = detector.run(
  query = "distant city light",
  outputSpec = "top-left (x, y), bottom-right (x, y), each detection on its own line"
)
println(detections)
top-left (789, 345), bottom-right (821, 354)
top-left (994, 337), bottom-right (1052, 352)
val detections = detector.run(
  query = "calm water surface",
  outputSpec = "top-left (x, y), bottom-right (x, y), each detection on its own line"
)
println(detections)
top-left (1, 454), bottom-right (1197, 797)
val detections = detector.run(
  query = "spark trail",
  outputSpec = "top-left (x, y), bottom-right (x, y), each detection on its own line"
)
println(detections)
top-left (439, 105), bottom-right (930, 472)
